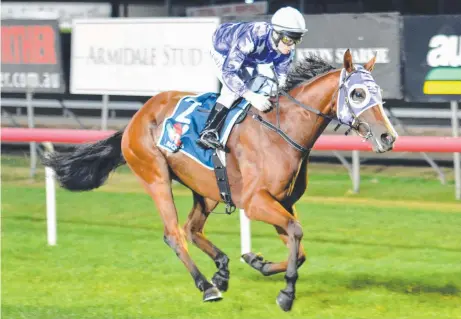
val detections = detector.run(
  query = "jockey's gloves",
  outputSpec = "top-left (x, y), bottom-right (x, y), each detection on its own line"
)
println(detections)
top-left (243, 91), bottom-right (272, 112)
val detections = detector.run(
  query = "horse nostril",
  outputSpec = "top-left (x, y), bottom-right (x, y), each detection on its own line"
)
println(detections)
top-left (381, 133), bottom-right (394, 146)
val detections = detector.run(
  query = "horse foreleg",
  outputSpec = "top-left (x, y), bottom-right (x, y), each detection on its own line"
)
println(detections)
top-left (242, 227), bottom-right (306, 276)
top-left (184, 193), bottom-right (230, 292)
top-left (243, 190), bottom-right (303, 312)
top-left (242, 205), bottom-right (306, 276)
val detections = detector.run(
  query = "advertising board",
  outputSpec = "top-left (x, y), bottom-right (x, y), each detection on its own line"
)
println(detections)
top-left (402, 15), bottom-right (461, 102)
top-left (1, 19), bottom-right (65, 93)
top-left (70, 17), bottom-right (221, 96)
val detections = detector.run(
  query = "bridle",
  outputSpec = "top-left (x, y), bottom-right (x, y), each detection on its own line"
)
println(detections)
top-left (334, 67), bottom-right (379, 140)
top-left (245, 67), bottom-right (376, 156)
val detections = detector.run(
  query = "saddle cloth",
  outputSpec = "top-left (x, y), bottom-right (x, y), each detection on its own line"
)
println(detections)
top-left (157, 92), bottom-right (251, 170)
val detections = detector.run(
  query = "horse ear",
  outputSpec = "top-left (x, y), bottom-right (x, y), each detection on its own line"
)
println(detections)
top-left (343, 49), bottom-right (354, 73)
top-left (364, 51), bottom-right (377, 72)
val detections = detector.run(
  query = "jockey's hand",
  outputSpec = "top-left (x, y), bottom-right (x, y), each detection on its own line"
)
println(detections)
top-left (243, 91), bottom-right (272, 112)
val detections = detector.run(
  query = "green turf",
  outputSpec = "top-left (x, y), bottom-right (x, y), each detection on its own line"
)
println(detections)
top-left (2, 155), bottom-right (461, 318)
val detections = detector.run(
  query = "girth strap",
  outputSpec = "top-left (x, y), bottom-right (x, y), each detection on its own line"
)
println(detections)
top-left (211, 151), bottom-right (236, 215)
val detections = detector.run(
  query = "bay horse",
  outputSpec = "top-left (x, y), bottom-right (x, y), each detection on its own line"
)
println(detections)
top-left (43, 50), bottom-right (397, 311)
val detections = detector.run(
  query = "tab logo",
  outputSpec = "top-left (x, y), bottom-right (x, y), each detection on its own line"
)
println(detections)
top-left (424, 35), bottom-right (461, 95)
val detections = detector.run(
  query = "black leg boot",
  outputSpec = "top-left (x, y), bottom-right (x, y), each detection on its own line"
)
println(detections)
top-left (196, 103), bottom-right (230, 150)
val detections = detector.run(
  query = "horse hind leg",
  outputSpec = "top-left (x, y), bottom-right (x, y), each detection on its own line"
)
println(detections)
top-left (184, 193), bottom-right (230, 292)
top-left (133, 173), bottom-right (221, 302)
top-left (122, 134), bottom-right (221, 302)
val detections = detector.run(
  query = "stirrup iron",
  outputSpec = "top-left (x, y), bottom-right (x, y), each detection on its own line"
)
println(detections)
top-left (199, 130), bottom-right (224, 150)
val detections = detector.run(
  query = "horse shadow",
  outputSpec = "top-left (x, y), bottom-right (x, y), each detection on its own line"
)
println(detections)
top-left (247, 270), bottom-right (460, 297)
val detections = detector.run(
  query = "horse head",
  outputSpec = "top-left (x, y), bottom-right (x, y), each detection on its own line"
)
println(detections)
top-left (332, 49), bottom-right (398, 153)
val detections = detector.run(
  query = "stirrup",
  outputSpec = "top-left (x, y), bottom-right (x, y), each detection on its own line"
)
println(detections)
top-left (198, 130), bottom-right (224, 150)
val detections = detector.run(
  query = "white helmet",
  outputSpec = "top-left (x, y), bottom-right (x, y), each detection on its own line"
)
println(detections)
top-left (271, 6), bottom-right (307, 36)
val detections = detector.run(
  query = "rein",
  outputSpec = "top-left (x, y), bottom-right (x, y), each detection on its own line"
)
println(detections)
top-left (243, 70), bottom-right (368, 156)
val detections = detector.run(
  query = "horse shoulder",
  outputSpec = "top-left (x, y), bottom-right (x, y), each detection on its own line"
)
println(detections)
top-left (227, 114), bottom-right (303, 201)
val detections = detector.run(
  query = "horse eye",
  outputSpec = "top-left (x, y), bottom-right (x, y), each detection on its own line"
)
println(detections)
top-left (350, 88), bottom-right (366, 103)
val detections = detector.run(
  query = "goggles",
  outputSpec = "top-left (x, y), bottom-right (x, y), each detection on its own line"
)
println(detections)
top-left (274, 29), bottom-right (303, 46)
top-left (279, 34), bottom-right (302, 46)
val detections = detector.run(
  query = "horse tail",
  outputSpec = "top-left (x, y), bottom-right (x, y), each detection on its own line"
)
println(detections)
top-left (42, 129), bottom-right (126, 191)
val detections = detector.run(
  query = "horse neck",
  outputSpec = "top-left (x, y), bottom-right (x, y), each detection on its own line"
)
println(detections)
top-left (278, 70), bottom-right (340, 154)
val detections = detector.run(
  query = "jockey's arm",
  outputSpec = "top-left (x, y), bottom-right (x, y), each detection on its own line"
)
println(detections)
top-left (222, 46), bottom-right (272, 111)
top-left (221, 39), bottom-right (254, 97)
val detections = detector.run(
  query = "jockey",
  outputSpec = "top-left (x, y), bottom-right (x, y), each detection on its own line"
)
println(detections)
top-left (197, 6), bottom-right (308, 150)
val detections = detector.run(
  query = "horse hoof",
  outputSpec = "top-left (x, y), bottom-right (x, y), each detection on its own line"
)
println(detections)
top-left (276, 290), bottom-right (294, 312)
top-left (203, 286), bottom-right (222, 302)
top-left (241, 252), bottom-right (265, 268)
top-left (212, 273), bottom-right (229, 292)
top-left (241, 252), bottom-right (258, 264)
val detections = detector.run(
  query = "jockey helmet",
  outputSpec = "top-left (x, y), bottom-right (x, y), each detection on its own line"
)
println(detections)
top-left (271, 7), bottom-right (307, 44)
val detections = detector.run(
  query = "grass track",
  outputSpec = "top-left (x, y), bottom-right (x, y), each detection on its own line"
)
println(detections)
top-left (2, 156), bottom-right (460, 318)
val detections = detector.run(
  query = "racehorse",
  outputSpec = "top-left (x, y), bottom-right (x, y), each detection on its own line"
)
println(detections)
top-left (43, 50), bottom-right (397, 312)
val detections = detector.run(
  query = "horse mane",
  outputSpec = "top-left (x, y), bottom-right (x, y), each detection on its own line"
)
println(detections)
top-left (283, 55), bottom-right (336, 92)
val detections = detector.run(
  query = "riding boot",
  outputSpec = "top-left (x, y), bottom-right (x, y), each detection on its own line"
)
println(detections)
top-left (196, 102), bottom-right (229, 150)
